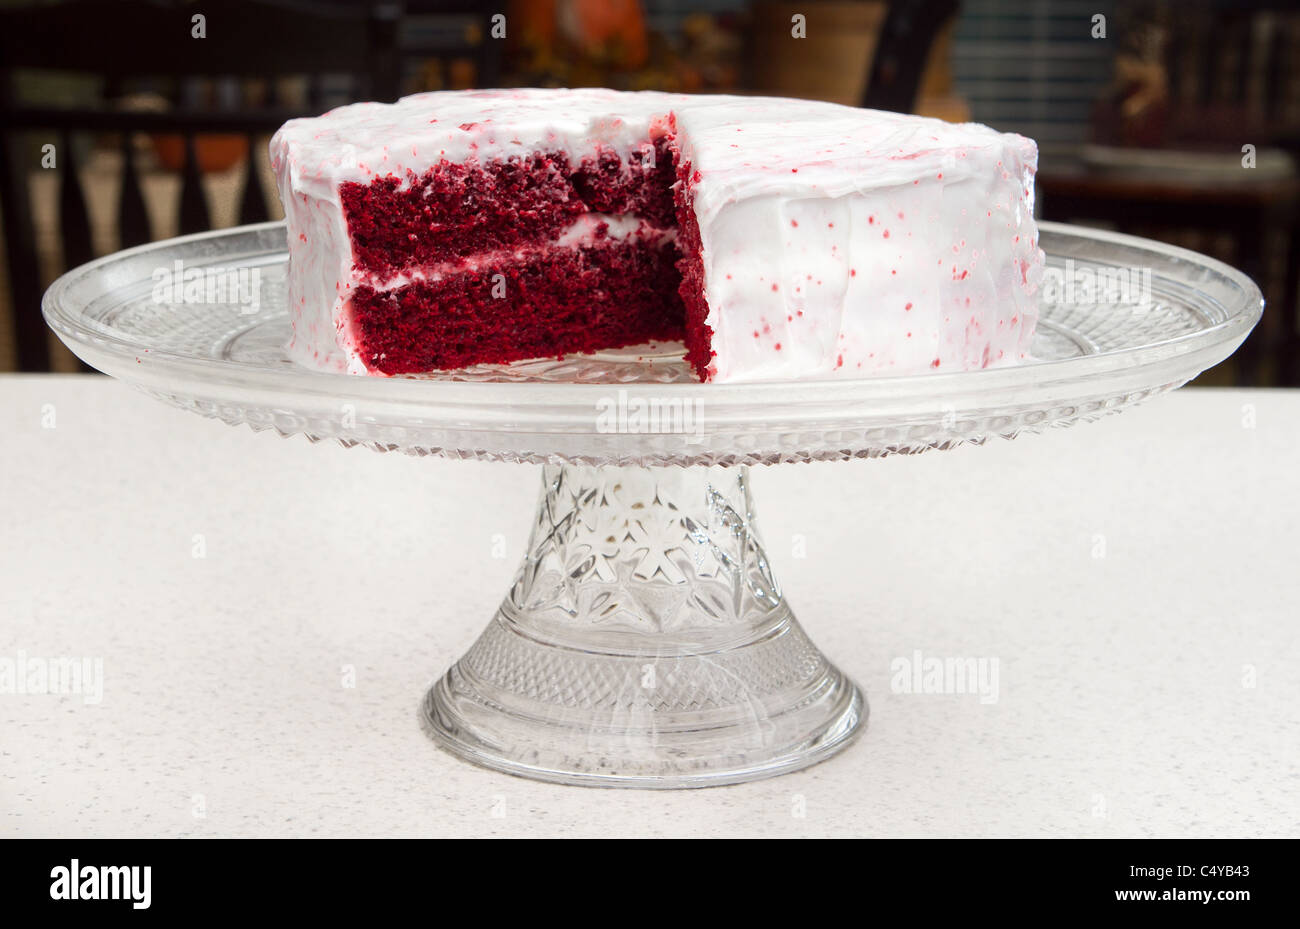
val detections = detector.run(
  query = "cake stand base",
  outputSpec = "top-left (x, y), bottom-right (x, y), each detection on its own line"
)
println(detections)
top-left (421, 463), bottom-right (865, 788)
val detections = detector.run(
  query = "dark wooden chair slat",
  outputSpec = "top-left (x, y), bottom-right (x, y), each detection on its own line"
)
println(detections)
top-left (57, 130), bottom-right (96, 373)
top-left (58, 130), bottom-right (94, 270)
top-left (178, 134), bottom-right (211, 236)
top-left (238, 132), bottom-right (269, 225)
top-left (118, 133), bottom-right (151, 249)
top-left (861, 0), bottom-right (961, 114)
top-left (0, 132), bottom-right (50, 372)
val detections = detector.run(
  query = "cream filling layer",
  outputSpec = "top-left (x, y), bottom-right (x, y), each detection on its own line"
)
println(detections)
top-left (355, 214), bottom-right (677, 292)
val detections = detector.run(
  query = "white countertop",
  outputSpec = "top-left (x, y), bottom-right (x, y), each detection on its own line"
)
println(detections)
top-left (2, 376), bottom-right (1297, 838)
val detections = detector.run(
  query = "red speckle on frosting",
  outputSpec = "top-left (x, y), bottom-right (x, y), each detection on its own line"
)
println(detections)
top-left (905, 302), bottom-right (913, 310)
top-left (931, 358), bottom-right (941, 368)
top-left (883, 229), bottom-right (890, 238)
top-left (774, 342), bottom-right (782, 350)
top-left (850, 269), bottom-right (856, 276)
top-left (791, 219), bottom-right (798, 227)
top-left (770, 283), bottom-right (778, 292)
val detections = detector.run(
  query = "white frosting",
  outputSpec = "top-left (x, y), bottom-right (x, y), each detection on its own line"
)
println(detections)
top-left (270, 88), bottom-right (1043, 381)
top-left (554, 213), bottom-right (674, 248)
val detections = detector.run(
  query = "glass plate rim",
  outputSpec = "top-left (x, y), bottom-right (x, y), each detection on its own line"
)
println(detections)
top-left (42, 219), bottom-right (1263, 410)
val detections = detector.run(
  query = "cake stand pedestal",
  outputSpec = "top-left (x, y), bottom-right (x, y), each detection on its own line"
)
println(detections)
top-left (424, 463), bottom-right (863, 787)
top-left (43, 220), bottom-right (1262, 788)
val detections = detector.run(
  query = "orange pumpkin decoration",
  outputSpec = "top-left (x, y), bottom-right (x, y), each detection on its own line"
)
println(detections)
top-left (151, 134), bottom-right (248, 174)
top-left (507, 0), bottom-right (558, 48)
top-left (558, 0), bottom-right (649, 68)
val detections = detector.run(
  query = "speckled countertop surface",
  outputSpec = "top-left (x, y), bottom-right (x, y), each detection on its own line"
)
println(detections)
top-left (1, 377), bottom-right (1296, 837)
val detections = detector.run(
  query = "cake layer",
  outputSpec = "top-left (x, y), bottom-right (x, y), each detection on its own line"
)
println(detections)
top-left (340, 137), bottom-right (675, 278)
top-left (347, 240), bottom-right (684, 375)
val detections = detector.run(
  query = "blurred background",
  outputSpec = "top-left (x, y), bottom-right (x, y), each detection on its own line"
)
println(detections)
top-left (1, 0), bottom-right (1297, 384)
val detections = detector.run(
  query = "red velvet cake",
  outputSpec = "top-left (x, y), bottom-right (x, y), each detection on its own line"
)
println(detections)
top-left (271, 88), bottom-right (1043, 382)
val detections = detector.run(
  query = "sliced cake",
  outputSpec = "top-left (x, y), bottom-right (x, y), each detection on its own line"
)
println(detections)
top-left (270, 88), bottom-right (1043, 382)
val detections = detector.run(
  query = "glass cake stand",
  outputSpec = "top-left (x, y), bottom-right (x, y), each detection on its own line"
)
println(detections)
top-left (43, 221), bottom-right (1262, 788)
